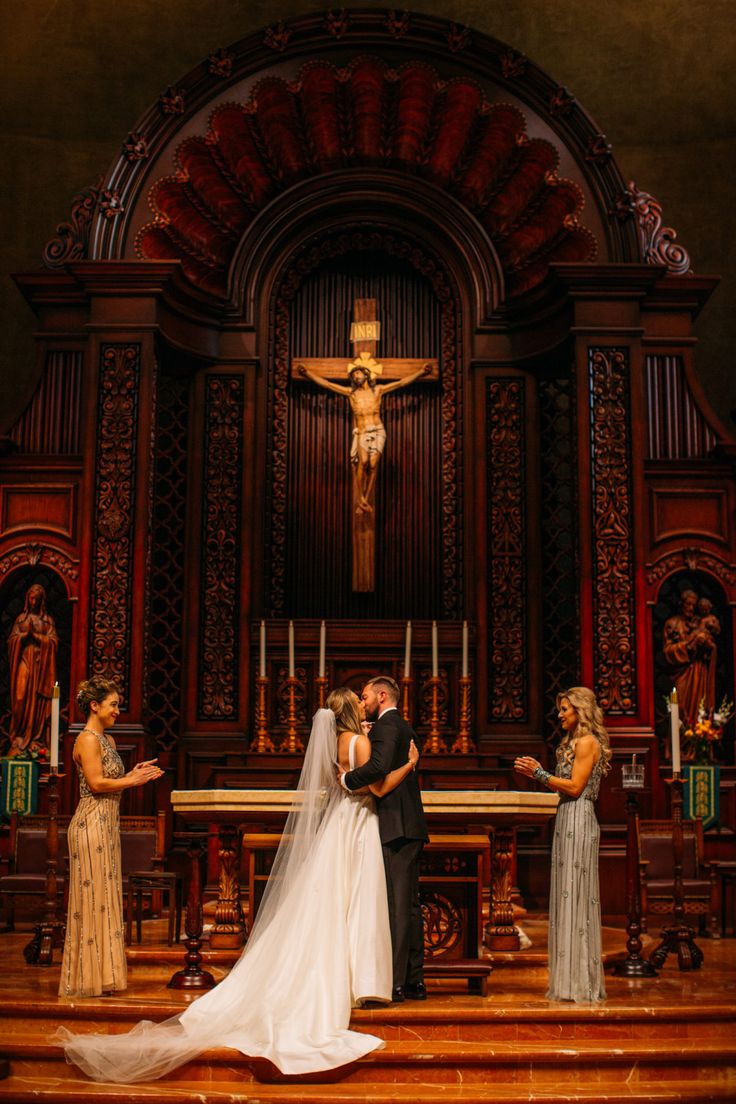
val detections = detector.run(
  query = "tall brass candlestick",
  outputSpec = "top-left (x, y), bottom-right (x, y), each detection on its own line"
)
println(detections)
top-left (401, 675), bottom-right (413, 724)
top-left (451, 675), bottom-right (475, 753)
top-left (315, 676), bottom-right (328, 709)
top-left (253, 676), bottom-right (275, 753)
top-left (426, 676), bottom-right (447, 754)
top-left (282, 677), bottom-right (304, 753)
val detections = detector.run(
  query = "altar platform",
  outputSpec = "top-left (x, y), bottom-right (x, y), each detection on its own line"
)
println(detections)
top-left (0, 923), bottom-right (734, 1102)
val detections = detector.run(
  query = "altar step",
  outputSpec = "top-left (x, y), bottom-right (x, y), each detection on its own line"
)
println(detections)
top-left (1, 1030), bottom-right (735, 1101)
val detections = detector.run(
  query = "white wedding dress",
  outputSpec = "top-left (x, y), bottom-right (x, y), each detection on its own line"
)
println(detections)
top-left (59, 711), bottom-right (392, 1081)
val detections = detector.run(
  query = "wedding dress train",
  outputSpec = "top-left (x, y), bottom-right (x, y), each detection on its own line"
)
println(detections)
top-left (59, 711), bottom-right (392, 1081)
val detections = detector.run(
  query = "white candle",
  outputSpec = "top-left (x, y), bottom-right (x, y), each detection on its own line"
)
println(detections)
top-left (50, 682), bottom-right (60, 771)
top-left (670, 687), bottom-right (681, 775)
top-left (404, 621), bottom-right (412, 678)
top-left (462, 620), bottom-right (469, 678)
top-left (318, 620), bottom-right (326, 678)
top-left (288, 620), bottom-right (295, 678)
top-left (259, 620), bottom-right (266, 679)
top-left (432, 620), bottom-right (438, 678)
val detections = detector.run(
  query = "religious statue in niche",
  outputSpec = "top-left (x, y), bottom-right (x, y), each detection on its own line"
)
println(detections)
top-left (663, 588), bottom-right (719, 727)
top-left (292, 298), bottom-right (438, 592)
top-left (7, 583), bottom-right (58, 756)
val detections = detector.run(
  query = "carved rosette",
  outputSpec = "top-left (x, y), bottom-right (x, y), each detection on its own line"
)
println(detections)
top-left (589, 348), bottom-right (637, 714)
top-left (198, 376), bottom-right (244, 720)
top-left (486, 380), bottom-right (527, 721)
top-left (266, 230), bottom-right (462, 618)
top-left (89, 345), bottom-right (141, 704)
top-left (264, 21), bottom-right (291, 51)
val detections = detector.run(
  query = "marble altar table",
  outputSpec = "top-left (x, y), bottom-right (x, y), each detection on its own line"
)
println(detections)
top-left (169, 789), bottom-right (558, 989)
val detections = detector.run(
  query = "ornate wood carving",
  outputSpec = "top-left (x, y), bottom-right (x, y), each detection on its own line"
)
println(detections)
top-left (647, 550), bottom-right (736, 588)
top-left (42, 180), bottom-right (101, 268)
top-left (324, 9), bottom-right (350, 38)
top-left (486, 379), bottom-right (527, 722)
top-left (198, 376), bottom-right (244, 720)
top-left (629, 181), bottom-right (691, 275)
top-left (447, 23), bottom-right (471, 52)
top-left (589, 348), bottom-right (637, 714)
top-left (421, 891), bottom-right (463, 957)
top-left (89, 344), bottom-right (141, 705)
top-left (385, 10), bottom-right (411, 38)
top-left (123, 132), bottom-right (150, 162)
top-left (159, 86), bottom-right (185, 115)
top-left (266, 230), bottom-right (463, 620)
top-left (264, 21), bottom-right (291, 52)
top-left (0, 544), bottom-right (79, 585)
top-left (208, 48), bottom-right (234, 79)
top-left (135, 57), bottom-right (595, 300)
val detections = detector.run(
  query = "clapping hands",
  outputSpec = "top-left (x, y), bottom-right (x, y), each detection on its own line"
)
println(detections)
top-left (128, 758), bottom-right (164, 787)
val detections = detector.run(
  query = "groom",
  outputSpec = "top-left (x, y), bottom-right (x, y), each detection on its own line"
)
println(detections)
top-left (340, 676), bottom-right (429, 1002)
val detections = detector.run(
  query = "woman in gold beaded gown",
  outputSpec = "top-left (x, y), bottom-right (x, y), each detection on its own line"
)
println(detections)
top-left (59, 677), bottom-right (163, 998)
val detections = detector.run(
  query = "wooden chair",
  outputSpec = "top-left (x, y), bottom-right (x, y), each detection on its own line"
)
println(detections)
top-left (637, 817), bottom-right (720, 937)
top-left (0, 810), bottom-right (168, 932)
top-left (0, 813), bottom-right (70, 930)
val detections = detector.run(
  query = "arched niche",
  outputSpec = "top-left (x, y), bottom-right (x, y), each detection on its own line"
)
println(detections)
top-left (0, 563), bottom-right (73, 753)
top-left (652, 569), bottom-right (734, 764)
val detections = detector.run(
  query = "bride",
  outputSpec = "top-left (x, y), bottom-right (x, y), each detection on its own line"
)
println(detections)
top-left (59, 687), bottom-right (419, 1082)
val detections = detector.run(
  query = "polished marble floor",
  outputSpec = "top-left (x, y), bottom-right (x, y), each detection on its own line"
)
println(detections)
top-left (0, 919), bottom-right (734, 1102)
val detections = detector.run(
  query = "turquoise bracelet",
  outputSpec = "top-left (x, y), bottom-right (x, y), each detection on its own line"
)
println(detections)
top-left (533, 766), bottom-right (552, 788)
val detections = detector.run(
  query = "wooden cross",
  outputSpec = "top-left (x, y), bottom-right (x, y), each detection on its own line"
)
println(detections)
top-left (292, 298), bottom-right (438, 592)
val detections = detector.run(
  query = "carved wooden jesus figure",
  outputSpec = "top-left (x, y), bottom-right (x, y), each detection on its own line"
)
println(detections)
top-left (292, 298), bottom-right (438, 591)
top-left (299, 353), bottom-right (432, 514)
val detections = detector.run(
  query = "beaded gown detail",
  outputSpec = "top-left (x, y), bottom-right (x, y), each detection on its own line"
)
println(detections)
top-left (546, 747), bottom-right (606, 1002)
top-left (59, 731), bottom-right (127, 997)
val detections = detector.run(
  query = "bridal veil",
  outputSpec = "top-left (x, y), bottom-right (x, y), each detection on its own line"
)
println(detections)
top-left (58, 708), bottom-right (386, 1081)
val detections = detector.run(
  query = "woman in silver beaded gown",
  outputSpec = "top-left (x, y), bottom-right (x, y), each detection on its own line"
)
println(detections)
top-left (59, 677), bottom-right (162, 998)
top-left (515, 686), bottom-right (611, 1002)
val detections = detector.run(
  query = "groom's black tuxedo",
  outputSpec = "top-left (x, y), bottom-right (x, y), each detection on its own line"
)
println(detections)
top-left (343, 708), bottom-right (428, 990)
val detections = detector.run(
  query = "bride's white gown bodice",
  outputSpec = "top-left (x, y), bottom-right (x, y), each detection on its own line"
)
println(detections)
top-left (61, 733), bottom-right (392, 1080)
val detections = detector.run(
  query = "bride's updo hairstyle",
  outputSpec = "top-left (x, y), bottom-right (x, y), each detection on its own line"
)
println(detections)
top-left (555, 686), bottom-right (612, 774)
top-left (326, 687), bottom-right (363, 735)
top-left (77, 676), bottom-right (120, 718)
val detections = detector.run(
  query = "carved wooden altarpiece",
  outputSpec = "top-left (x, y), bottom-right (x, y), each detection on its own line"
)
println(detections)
top-left (3, 11), bottom-right (735, 916)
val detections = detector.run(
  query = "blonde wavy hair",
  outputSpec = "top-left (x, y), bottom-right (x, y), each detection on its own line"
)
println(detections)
top-left (555, 686), bottom-right (612, 774)
top-left (326, 687), bottom-right (362, 736)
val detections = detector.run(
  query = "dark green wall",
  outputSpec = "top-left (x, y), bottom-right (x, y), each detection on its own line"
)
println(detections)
top-left (2, 1), bottom-right (735, 428)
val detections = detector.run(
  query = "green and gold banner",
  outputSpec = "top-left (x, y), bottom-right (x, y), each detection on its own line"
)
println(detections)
top-left (683, 764), bottom-right (720, 831)
top-left (0, 758), bottom-right (40, 818)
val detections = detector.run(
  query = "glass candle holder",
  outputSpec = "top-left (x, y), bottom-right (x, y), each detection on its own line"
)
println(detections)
top-left (621, 763), bottom-right (645, 790)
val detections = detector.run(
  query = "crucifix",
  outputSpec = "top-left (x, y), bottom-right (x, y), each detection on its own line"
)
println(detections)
top-left (292, 298), bottom-right (439, 592)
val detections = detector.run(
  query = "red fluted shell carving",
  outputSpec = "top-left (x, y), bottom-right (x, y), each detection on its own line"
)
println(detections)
top-left (137, 58), bottom-right (596, 298)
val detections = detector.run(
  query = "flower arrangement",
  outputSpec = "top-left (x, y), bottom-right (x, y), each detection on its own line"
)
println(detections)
top-left (682, 696), bottom-right (734, 764)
